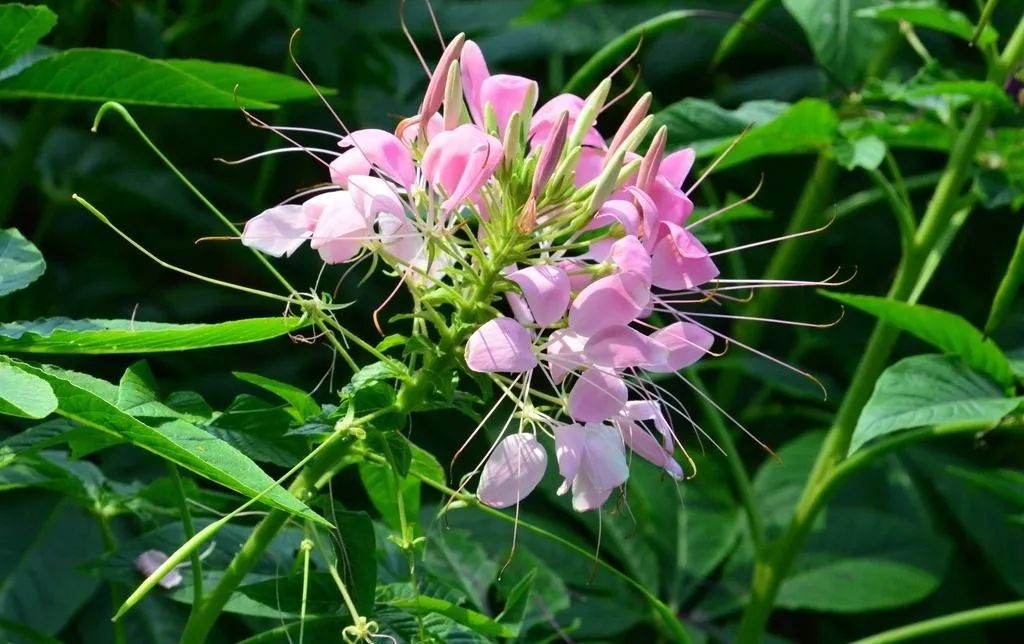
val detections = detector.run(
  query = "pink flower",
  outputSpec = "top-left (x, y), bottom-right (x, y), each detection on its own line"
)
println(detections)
top-left (543, 329), bottom-right (588, 384)
top-left (647, 322), bottom-right (714, 372)
top-left (310, 191), bottom-right (370, 264)
top-left (241, 205), bottom-right (310, 258)
top-left (650, 222), bottom-right (720, 290)
top-left (507, 264), bottom-right (570, 326)
top-left (479, 74), bottom-right (538, 135)
top-left (335, 129), bottom-right (416, 190)
top-left (555, 423), bottom-right (629, 511)
top-left (567, 368), bottom-right (627, 422)
top-left (477, 433), bottom-right (548, 508)
top-left (582, 325), bottom-right (667, 370)
top-left (530, 94), bottom-right (605, 149)
top-left (568, 272), bottom-right (650, 335)
top-left (422, 124), bottom-right (503, 213)
top-left (465, 318), bottom-right (537, 373)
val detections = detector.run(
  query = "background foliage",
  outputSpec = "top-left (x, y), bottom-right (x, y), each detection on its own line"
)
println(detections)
top-left (1, 0), bottom-right (1023, 643)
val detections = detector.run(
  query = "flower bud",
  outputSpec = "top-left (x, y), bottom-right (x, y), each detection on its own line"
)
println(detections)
top-left (566, 77), bottom-right (611, 151)
top-left (606, 92), bottom-right (652, 157)
top-left (419, 33), bottom-right (467, 132)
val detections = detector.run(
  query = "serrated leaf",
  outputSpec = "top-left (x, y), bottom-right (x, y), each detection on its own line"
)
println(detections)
top-left (233, 371), bottom-right (320, 420)
top-left (0, 228), bottom-right (45, 297)
top-left (857, 1), bottom-right (998, 45)
top-left (0, 316), bottom-right (307, 354)
top-left (852, 355), bottom-right (1023, 454)
top-left (0, 4), bottom-right (57, 71)
top-left (6, 359), bottom-right (327, 524)
top-left (778, 507), bottom-right (951, 612)
top-left (0, 357), bottom-right (57, 419)
top-left (827, 292), bottom-right (1016, 389)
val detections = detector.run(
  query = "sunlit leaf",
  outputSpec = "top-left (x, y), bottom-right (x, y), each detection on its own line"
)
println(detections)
top-left (857, 1), bottom-right (998, 45)
top-left (0, 357), bottom-right (57, 419)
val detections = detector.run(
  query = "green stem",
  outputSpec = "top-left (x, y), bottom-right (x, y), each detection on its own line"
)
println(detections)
top-left (853, 599), bottom-right (1024, 644)
top-left (983, 215), bottom-right (1024, 335)
top-left (736, 17), bottom-right (1024, 641)
top-left (690, 372), bottom-right (765, 550)
top-left (710, 0), bottom-right (777, 67)
top-left (167, 464), bottom-right (203, 612)
top-left (98, 514), bottom-right (127, 644)
top-left (179, 429), bottom-right (358, 643)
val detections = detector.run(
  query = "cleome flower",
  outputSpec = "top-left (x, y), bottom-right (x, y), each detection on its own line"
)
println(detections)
top-left (240, 33), bottom-right (841, 514)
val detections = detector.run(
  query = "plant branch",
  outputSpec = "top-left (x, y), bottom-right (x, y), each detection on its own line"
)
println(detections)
top-left (853, 599), bottom-right (1024, 644)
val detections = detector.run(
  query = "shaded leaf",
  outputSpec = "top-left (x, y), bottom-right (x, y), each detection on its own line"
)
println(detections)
top-left (852, 355), bottom-right (1022, 454)
top-left (0, 316), bottom-right (307, 354)
top-left (834, 135), bottom-right (887, 170)
top-left (783, 0), bottom-right (891, 85)
top-left (0, 4), bottom-right (57, 71)
top-left (0, 228), bottom-right (45, 297)
top-left (857, 2), bottom-right (998, 45)
top-left (233, 371), bottom-right (320, 420)
top-left (423, 529), bottom-right (498, 611)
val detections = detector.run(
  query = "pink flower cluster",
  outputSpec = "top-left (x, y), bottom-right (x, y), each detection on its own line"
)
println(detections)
top-left (240, 34), bottom-right (737, 513)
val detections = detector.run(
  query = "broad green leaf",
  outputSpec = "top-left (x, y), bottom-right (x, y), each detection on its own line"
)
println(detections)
top-left (117, 361), bottom-right (169, 418)
top-left (783, 0), bottom-right (891, 85)
top-left (857, 2), bottom-right (998, 45)
top-left (0, 316), bottom-right (307, 354)
top-left (827, 292), bottom-right (1016, 389)
top-left (905, 80), bottom-right (1015, 108)
top-left (0, 357), bottom-right (57, 419)
top-left (754, 431), bottom-right (828, 530)
top-left (778, 507), bottom-right (951, 612)
top-left (0, 49), bottom-right (278, 108)
top-left (7, 360), bottom-right (327, 524)
top-left (834, 135), bottom-right (887, 170)
top-left (0, 228), bottom-right (45, 297)
top-left (233, 371), bottom-right (320, 420)
top-left (387, 595), bottom-right (515, 638)
top-left (330, 509), bottom-right (377, 615)
top-left (204, 394), bottom-right (306, 468)
top-left (0, 4), bottom-right (57, 71)
top-left (656, 99), bottom-right (839, 170)
top-left (163, 59), bottom-right (333, 103)
top-left (423, 529), bottom-right (498, 611)
top-left (840, 115), bottom-right (953, 151)
top-left (358, 459), bottom-right (419, 532)
top-left (852, 355), bottom-right (1023, 454)
top-left (0, 492), bottom-right (103, 637)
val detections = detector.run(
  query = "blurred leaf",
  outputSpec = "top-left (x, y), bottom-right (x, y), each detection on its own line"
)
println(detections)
top-left (905, 80), bottom-right (1014, 108)
top-left (358, 459), bottom-right (419, 532)
top-left (0, 357), bottom-right (57, 419)
top-left (423, 529), bottom-right (498, 611)
top-left (388, 595), bottom-right (515, 638)
top-left (827, 292), bottom-right (1016, 389)
top-left (704, 99), bottom-right (839, 170)
top-left (0, 49), bottom-right (280, 108)
top-left (495, 569), bottom-right (534, 636)
top-left (163, 59), bottom-right (334, 102)
top-left (857, 2), bottom-right (998, 45)
top-left (782, 0), bottom-right (891, 85)
top-left (834, 135), bottom-right (887, 170)
top-left (0, 492), bottom-right (103, 637)
top-left (0, 228), bottom-right (45, 297)
top-left (331, 509), bottom-right (378, 615)
top-left (852, 355), bottom-right (1023, 454)
top-left (654, 98), bottom-right (789, 154)
top-left (6, 359), bottom-right (327, 524)
top-left (840, 115), bottom-right (953, 151)
top-left (0, 317), bottom-right (307, 354)
top-left (778, 507), bottom-right (951, 611)
top-left (233, 371), bottom-right (320, 420)
top-left (0, 4), bottom-right (57, 71)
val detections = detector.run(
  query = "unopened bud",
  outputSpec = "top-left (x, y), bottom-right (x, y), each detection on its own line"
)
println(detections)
top-left (606, 92), bottom-right (652, 157)
top-left (530, 110), bottom-right (569, 199)
top-left (616, 114), bottom-right (654, 158)
top-left (502, 111), bottom-right (523, 167)
top-left (419, 33), bottom-right (467, 128)
top-left (566, 77), bottom-right (611, 151)
top-left (636, 125), bottom-right (667, 192)
top-left (442, 60), bottom-right (464, 131)
top-left (586, 145), bottom-right (627, 213)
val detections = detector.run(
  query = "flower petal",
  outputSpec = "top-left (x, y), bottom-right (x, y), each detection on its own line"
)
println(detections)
top-left (241, 205), bottom-right (310, 258)
top-left (477, 433), bottom-right (548, 508)
top-left (554, 423), bottom-right (586, 493)
top-left (508, 264), bottom-right (570, 326)
top-left (584, 325), bottom-right (667, 370)
top-left (480, 74), bottom-right (538, 135)
top-left (339, 129), bottom-right (416, 189)
top-left (659, 148), bottom-right (696, 187)
top-left (568, 272), bottom-right (650, 335)
top-left (568, 368), bottom-right (627, 422)
top-left (650, 222), bottom-right (720, 290)
top-left (579, 422), bottom-right (629, 491)
top-left (465, 318), bottom-right (537, 373)
top-left (543, 329), bottom-right (587, 384)
top-left (310, 192), bottom-right (369, 264)
top-left (647, 322), bottom-right (714, 372)
top-left (618, 421), bottom-right (682, 479)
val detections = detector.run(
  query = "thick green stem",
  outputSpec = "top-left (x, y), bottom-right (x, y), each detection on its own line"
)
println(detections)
top-left (178, 430), bottom-right (356, 643)
top-left (855, 599), bottom-right (1024, 643)
top-left (736, 17), bottom-right (1024, 641)
top-left (167, 464), bottom-right (203, 612)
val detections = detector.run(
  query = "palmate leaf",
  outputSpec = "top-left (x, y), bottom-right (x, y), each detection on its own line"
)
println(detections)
top-left (0, 49), bottom-right (332, 109)
top-left (3, 358), bottom-right (327, 525)
top-left (851, 355), bottom-right (1023, 454)
top-left (0, 228), bottom-right (45, 297)
top-left (0, 4), bottom-right (57, 71)
top-left (0, 316), bottom-right (308, 353)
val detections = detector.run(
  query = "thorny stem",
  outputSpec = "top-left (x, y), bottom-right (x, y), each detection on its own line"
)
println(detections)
top-left (167, 464), bottom-right (204, 613)
top-left (737, 16), bottom-right (1024, 642)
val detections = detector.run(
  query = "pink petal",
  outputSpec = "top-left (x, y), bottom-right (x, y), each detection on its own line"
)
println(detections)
top-left (589, 199), bottom-right (640, 236)
top-left (479, 74), bottom-right (538, 135)
top-left (578, 422), bottom-right (629, 491)
top-left (650, 222), bottom-right (720, 290)
top-left (568, 368), bottom-right (627, 422)
top-left (422, 124), bottom-right (503, 212)
top-left (241, 205), bottom-right (310, 258)
top-left (568, 272), bottom-right (650, 335)
top-left (348, 175), bottom-right (404, 219)
top-left (374, 212), bottom-right (423, 265)
top-left (554, 423), bottom-right (586, 494)
top-left (508, 264), bottom-right (570, 326)
top-left (310, 192), bottom-right (369, 264)
top-left (465, 318), bottom-right (537, 373)
top-left (609, 235), bottom-right (652, 282)
top-left (339, 129), bottom-right (416, 189)
top-left (584, 325), bottom-right (667, 370)
top-left (660, 148), bottom-right (696, 187)
top-left (647, 321), bottom-right (714, 372)
top-left (530, 94), bottom-right (605, 149)
top-left (618, 421), bottom-right (682, 479)
top-left (648, 175), bottom-right (694, 227)
top-left (543, 329), bottom-right (587, 384)
top-left (477, 433), bottom-right (548, 508)
top-left (460, 40), bottom-right (491, 125)
top-left (622, 399), bottom-right (673, 450)
top-left (572, 147), bottom-right (607, 188)
top-left (329, 148), bottom-right (372, 188)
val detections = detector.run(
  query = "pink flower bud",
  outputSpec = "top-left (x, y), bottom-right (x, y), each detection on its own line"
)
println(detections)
top-left (419, 33), bottom-right (467, 129)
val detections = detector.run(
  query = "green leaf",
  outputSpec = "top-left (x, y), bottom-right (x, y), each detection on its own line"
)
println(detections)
top-left (834, 135), bottom-right (887, 170)
top-left (778, 507), bottom-right (952, 612)
top-left (331, 509), bottom-right (377, 615)
top-left (655, 98), bottom-right (839, 170)
top-left (857, 1), bottom-right (998, 45)
top-left (0, 492), bottom-right (104, 637)
top-left (0, 4), bottom-right (57, 71)
top-left (423, 529), bottom-right (498, 611)
top-left (387, 595), bottom-right (515, 638)
top-left (905, 80), bottom-right (1014, 108)
top-left (755, 431), bottom-right (828, 530)
top-left (7, 360), bottom-right (327, 524)
top-left (357, 460), bottom-right (419, 532)
top-left (826, 292), bottom-right (1016, 389)
top-left (783, 0), bottom-right (892, 85)
top-left (0, 316), bottom-right (307, 354)
top-left (852, 355), bottom-right (1023, 454)
top-left (0, 49), bottom-right (281, 109)
top-left (205, 394), bottom-right (305, 468)
top-left (162, 59), bottom-right (333, 103)
top-left (233, 371), bottom-right (320, 420)
top-left (0, 228), bottom-right (45, 297)
top-left (0, 357), bottom-right (57, 419)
